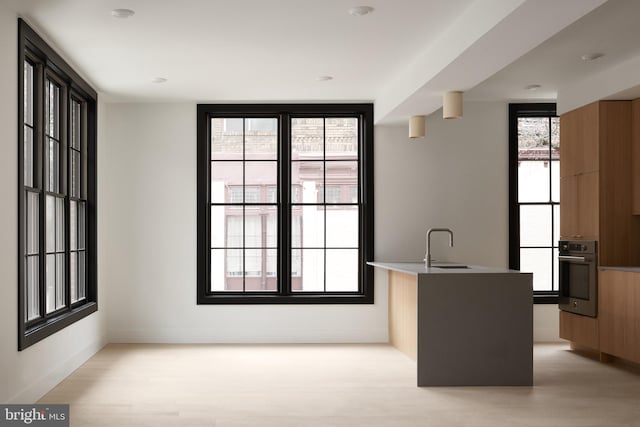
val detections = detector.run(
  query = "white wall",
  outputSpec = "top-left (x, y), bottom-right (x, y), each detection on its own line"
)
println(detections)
top-left (103, 101), bottom-right (559, 343)
top-left (374, 102), bottom-right (560, 342)
top-left (375, 105), bottom-right (508, 267)
top-left (0, 19), bottom-right (560, 404)
top-left (0, 5), bottom-right (108, 403)
top-left (103, 103), bottom-right (387, 343)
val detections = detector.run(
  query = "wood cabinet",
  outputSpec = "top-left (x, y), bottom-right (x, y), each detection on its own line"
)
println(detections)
top-left (559, 310), bottom-right (599, 351)
top-left (560, 101), bottom-right (640, 356)
top-left (560, 102), bottom-right (599, 177)
top-left (559, 175), bottom-right (578, 238)
top-left (632, 99), bottom-right (640, 214)
top-left (559, 173), bottom-right (599, 240)
top-left (599, 270), bottom-right (640, 363)
top-left (559, 101), bottom-right (640, 266)
top-left (388, 270), bottom-right (417, 361)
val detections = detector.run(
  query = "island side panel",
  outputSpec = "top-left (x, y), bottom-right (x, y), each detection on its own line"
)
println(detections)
top-left (417, 273), bottom-right (533, 386)
top-left (388, 270), bottom-right (418, 360)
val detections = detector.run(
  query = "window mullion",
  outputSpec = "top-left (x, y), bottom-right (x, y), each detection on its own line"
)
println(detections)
top-left (37, 62), bottom-right (47, 320)
top-left (64, 89), bottom-right (71, 310)
top-left (549, 117), bottom-right (555, 292)
top-left (358, 113), bottom-right (365, 293)
top-left (548, 116), bottom-right (553, 203)
top-left (322, 117), bottom-right (327, 293)
top-left (242, 118), bottom-right (246, 293)
top-left (280, 113), bottom-right (291, 296)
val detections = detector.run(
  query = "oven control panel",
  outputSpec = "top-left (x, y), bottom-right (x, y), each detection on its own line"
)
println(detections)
top-left (559, 240), bottom-right (596, 255)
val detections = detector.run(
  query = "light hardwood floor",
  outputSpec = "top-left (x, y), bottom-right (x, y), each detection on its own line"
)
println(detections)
top-left (38, 343), bottom-right (640, 426)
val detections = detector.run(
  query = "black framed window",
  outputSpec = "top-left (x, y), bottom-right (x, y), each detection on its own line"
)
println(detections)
top-left (509, 103), bottom-right (559, 303)
top-left (197, 104), bottom-right (374, 304)
top-left (18, 19), bottom-right (98, 350)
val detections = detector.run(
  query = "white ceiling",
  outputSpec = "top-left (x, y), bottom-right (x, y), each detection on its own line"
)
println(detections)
top-left (467, 0), bottom-right (640, 104)
top-left (6, 0), bottom-right (640, 124)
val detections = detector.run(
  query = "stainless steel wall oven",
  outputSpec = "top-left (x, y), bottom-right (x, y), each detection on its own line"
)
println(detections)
top-left (558, 240), bottom-right (597, 317)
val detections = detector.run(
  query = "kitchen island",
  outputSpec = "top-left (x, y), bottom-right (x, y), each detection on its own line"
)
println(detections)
top-left (369, 262), bottom-right (533, 386)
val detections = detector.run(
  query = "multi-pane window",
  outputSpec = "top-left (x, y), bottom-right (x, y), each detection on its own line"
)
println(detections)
top-left (45, 76), bottom-right (66, 314)
top-left (69, 98), bottom-right (87, 304)
top-left (509, 104), bottom-right (559, 302)
top-left (291, 118), bottom-right (360, 293)
top-left (18, 19), bottom-right (97, 349)
top-left (210, 118), bottom-right (279, 292)
top-left (24, 59), bottom-right (39, 322)
top-left (198, 104), bottom-right (374, 304)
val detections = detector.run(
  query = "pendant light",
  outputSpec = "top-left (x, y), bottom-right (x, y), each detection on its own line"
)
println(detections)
top-left (409, 115), bottom-right (426, 139)
top-left (443, 91), bottom-right (463, 119)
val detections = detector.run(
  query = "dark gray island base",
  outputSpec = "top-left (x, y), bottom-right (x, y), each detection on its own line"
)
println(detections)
top-left (369, 262), bottom-right (533, 387)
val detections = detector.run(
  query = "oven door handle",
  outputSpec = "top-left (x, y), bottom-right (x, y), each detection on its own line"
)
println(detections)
top-left (558, 255), bottom-right (587, 262)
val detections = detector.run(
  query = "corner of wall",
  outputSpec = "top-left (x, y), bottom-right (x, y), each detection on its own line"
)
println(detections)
top-left (0, 4), bottom-right (109, 403)
top-left (533, 305), bottom-right (561, 342)
top-left (9, 336), bottom-right (107, 403)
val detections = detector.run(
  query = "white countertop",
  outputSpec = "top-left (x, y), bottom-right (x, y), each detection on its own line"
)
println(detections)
top-left (368, 261), bottom-right (527, 275)
top-left (599, 266), bottom-right (640, 273)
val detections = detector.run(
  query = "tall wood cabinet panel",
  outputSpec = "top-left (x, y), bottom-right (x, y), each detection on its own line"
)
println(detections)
top-left (632, 99), bottom-right (640, 214)
top-left (388, 271), bottom-right (417, 361)
top-left (559, 101), bottom-right (640, 266)
top-left (577, 172), bottom-right (599, 240)
top-left (559, 173), bottom-right (598, 240)
top-left (559, 310), bottom-right (599, 351)
top-left (599, 270), bottom-right (640, 363)
top-left (559, 102), bottom-right (600, 241)
top-left (560, 101), bottom-right (640, 355)
top-left (598, 102), bottom-right (639, 266)
top-left (559, 102), bottom-right (599, 177)
top-left (559, 176), bottom-right (578, 239)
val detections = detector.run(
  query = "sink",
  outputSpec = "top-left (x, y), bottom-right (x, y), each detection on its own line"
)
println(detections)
top-left (430, 263), bottom-right (469, 269)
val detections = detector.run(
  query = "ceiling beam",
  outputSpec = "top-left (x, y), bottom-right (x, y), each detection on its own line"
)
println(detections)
top-left (374, 0), bottom-right (607, 125)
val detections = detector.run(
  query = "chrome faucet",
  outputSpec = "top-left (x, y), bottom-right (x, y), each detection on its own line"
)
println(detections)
top-left (426, 228), bottom-right (454, 268)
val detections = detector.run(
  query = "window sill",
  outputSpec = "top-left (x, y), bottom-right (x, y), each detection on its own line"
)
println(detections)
top-left (198, 293), bottom-right (373, 305)
top-left (20, 302), bottom-right (98, 350)
top-left (534, 295), bottom-right (559, 304)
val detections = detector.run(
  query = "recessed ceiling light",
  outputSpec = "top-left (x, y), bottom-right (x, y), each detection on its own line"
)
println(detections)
top-left (348, 6), bottom-right (374, 16)
top-left (316, 76), bottom-right (333, 82)
top-left (525, 84), bottom-right (541, 91)
top-left (151, 77), bottom-right (167, 84)
top-left (581, 53), bottom-right (604, 61)
top-left (111, 8), bottom-right (135, 19)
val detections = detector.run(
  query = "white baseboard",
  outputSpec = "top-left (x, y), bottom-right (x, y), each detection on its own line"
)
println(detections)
top-left (108, 327), bottom-right (389, 344)
top-left (534, 327), bottom-right (563, 343)
top-left (8, 338), bottom-right (107, 404)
